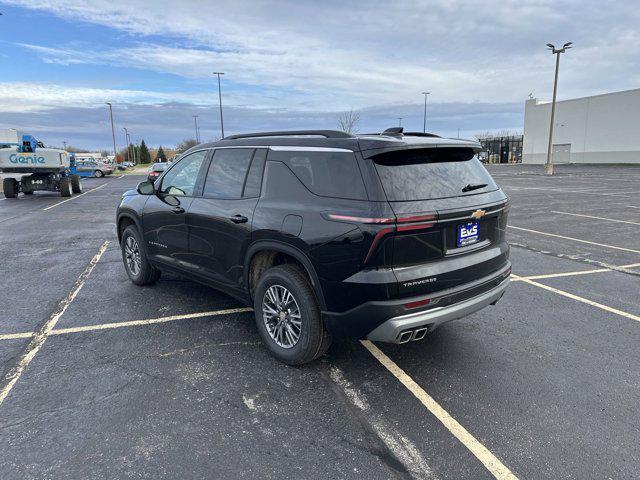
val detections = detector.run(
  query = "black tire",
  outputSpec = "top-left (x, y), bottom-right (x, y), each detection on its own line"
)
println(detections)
top-left (121, 225), bottom-right (161, 286)
top-left (70, 174), bottom-right (82, 193)
top-left (93, 170), bottom-right (104, 178)
top-left (20, 176), bottom-right (33, 195)
top-left (59, 177), bottom-right (73, 197)
top-left (3, 178), bottom-right (18, 198)
top-left (254, 264), bottom-right (331, 365)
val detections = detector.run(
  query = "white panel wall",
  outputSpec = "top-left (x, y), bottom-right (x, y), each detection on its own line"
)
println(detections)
top-left (523, 88), bottom-right (640, 164)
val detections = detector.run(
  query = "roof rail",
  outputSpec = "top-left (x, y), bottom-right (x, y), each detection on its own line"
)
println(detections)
top-left (223, 130), bottom-right (354, 140)
top-left (403, 131), bottom-right (441, 138)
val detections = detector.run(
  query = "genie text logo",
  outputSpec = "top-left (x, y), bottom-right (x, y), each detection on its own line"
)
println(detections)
top-left (9, 154), bottom-right (45, 164)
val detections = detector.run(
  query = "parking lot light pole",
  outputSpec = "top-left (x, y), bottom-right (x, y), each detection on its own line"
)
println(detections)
top-left (213, 72), bottom-right (225, 138)
top-left (106, 102), bottom-right (118, 163)
top-left (544, 42), bottom-right (572, 176)
top-left (123, 127), bottom-right (133, 163)
top-left (398, 117), bottom-right (403, 127)
top-left (193, 115), bottom-right (200, 143)
top-left (421, 92), bottom-right (430, 132)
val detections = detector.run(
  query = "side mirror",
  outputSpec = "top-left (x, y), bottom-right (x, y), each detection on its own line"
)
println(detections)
top-left (137, 181), bottom-right (155, 195)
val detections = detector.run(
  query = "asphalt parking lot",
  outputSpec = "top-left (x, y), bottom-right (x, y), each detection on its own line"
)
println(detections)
top-left (1, 164), bottom-right (639, 479)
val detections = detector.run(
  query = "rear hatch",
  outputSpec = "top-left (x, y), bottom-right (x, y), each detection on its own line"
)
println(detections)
top-left (370, 146), bottom-right (509, 298)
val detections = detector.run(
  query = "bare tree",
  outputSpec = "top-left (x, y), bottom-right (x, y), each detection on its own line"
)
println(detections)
top-left (175, 138), bottom-right (199, 153)
top-left (338, 109), bottom-right (361, 134)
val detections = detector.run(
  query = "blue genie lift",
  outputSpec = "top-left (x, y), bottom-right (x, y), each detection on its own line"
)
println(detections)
top-left (0, 134), bottom-right (83, 198)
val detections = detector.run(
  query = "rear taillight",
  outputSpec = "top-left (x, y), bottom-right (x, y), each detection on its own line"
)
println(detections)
top-left (324, 211), bottom-right (438, 265)
top-left (324, 214), bottom-right (394, 224)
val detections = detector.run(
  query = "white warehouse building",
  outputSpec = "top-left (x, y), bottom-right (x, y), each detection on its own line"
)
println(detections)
top-left (523, 88), bottom-right (640, 164)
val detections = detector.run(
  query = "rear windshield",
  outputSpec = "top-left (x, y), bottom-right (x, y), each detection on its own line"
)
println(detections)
top-left (153, 163), bottom-right (168, 171)
top-left (372, 148), bottom-right (497, 201)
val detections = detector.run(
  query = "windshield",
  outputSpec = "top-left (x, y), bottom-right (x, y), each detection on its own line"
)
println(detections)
top-left (372, 148), bottom-right (498, 201)
top-left (153, 163), bottom-right (168, 171)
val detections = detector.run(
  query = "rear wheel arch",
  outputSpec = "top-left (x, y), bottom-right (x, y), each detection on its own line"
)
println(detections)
top-left (245, 241), bottom-right (326, 311)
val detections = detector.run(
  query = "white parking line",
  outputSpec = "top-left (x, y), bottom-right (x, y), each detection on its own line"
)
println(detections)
top-left (511, 274), bottom-right (640, 323)
top-left (329, 367), bottom-right (436, 479)
top-left (361, 340), bottom-right (518, 480)
top-left (508, 225), bottom-right (640, 254)
top-left (51, 307), bottom-right (253, 336)
top-left (551, 211), bottom-right (640, 226)
top-left (503, 186), bottom-right (634, 197)
top-left (42, 183), bottom-right (107, 211)
top-left (511, 262), bottom-right (640, 282)
top-left (627, 205), bottom-right (640, 209)
top-left (0, 241), bottom-right (109, 408)
top-left (0, 307), bottom-right (254, 341)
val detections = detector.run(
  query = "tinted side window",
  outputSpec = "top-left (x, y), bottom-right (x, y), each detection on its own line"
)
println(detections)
top-left (267, 149), bottom-right (367, 200)
top-left (159, 150), bottom-right (207, 196)
top-left (203, 148), bottom-right (253, 199)
top-left (242, 149), bottom-right (267, 198)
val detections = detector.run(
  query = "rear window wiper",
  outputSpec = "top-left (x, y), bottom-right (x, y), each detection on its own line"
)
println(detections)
top-left (461, 183), bottom-right (488, 192)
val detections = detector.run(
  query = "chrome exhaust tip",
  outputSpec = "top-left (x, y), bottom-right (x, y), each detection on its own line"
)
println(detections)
top-left (412, 327), bottom-right (428, 341)
top-left (397, 330), bottom-right (413, 344)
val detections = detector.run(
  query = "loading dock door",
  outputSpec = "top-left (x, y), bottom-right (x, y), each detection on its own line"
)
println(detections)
top-left (552, 144), bottom-right (571, 164)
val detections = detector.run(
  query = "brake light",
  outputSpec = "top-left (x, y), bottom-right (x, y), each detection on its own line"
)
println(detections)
top-left (325, 214), bottom-right (394, 224)
top-left (404, 298), bottom-right (431, 309)
top-left (364, 227), bottom-right (395, 263)
top-left (397, 214), bottom-right (437, 223)
top-left (325, 211), bottom-right (438, 264)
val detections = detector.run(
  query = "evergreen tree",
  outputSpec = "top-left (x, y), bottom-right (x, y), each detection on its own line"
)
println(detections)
top-left (139, 139), bottom-right (151, 164)
top-left (157, 146), bottom-right (167, 162)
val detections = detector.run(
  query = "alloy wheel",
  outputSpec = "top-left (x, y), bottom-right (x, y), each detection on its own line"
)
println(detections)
top-left (124, 236), bottom-right (142, 276)
top-left (262, 284), bottom-right (302, 348)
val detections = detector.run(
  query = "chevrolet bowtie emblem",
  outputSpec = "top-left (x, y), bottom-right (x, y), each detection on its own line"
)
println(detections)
top-left (471, 209), bottom-right (486, 220)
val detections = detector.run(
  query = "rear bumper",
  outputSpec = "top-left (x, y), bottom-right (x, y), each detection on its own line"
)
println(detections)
top-left (322, 262), bottom-right (510, 341)
top-left (366, 276), bottom-right (509, 343)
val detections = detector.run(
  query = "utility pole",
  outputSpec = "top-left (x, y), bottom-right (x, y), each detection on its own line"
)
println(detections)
top-left (105, 102), bottom-right (118, 163)
top-left (421, 92), bottom-right (430, 132)
top-left (193, 115), bottom-right (200, 142)
top-left (213, 72), bottom-right (225, 138)
top-left (398, 117), bottom-right (403, 127)
top-left (123, 127), bottom-right (133, 163)
top-left (544, 42), bottom-right (572, 175)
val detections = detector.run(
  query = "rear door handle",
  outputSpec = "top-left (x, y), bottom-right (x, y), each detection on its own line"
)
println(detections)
top-left (229, 214), bottom-right (248, 224)
top-left (172, 206), bottom-right (185, 214)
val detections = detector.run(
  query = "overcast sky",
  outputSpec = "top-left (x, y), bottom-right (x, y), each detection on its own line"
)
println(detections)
top-left (1, 0), bottom-right (638, 150)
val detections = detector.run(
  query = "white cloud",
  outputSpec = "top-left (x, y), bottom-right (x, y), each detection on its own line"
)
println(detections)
top-left (0, 82), bottom-right (218, 112)
top-left (1, 0), bottom-right (639, 148)
top-left (8, 0), bottom-right (640, 110)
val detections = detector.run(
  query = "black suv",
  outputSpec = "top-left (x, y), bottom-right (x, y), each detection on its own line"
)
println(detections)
top-left (116, 128), bottom-right (510, 364)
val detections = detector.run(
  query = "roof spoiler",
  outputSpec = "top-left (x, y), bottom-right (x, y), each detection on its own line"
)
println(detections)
top-left (364, 128), bottom-right (442, 139)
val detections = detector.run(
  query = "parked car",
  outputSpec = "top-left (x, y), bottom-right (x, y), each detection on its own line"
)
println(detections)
top-left (116, 128), bottom-right (510, 364)
top-left (99, 161), bottom-right (114, 175)
top-left (147, 162), bottom-right (168, 182)
top-left (76, 160), bottom-right (108, 178)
